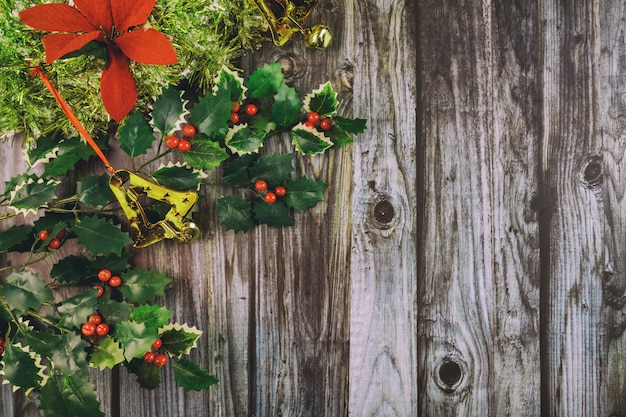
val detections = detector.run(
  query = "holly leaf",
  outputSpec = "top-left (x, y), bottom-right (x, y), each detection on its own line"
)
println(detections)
top-left (272, 83), bottom-right (301, 126)
top-left (303, 82), bottom-right (338, 115)
top-left (253, 199), bottom-right (293, 227)
top-left (39, 374), bottom-right (104, 417)
top-left (159, 323), bottom-right (202, 357)
top-left (247, 62), bottom-right (284, 99)
top-left (183, 137), bottom-right (230, 170)
top-left (173, 359), bottom-right (218, 391)
top-left (129, 359), bottom-right (162, 389)
top-left (324, 126), bottom-right (354, 147)
top-left (284, 177), bottom-right (328, 211)
top-left (250, 111), bottom-right (278, 134)
top-left (49, 332), bottom-right (89, 376)
top-left (50, 252), bottom-right (130, 283)
top-left (118, 112), bottom-right (155, 157)
top-left (225, 124), bottom-right (265, 155)
top-left (115, 320), bottom-right (159, 361)
top-left (27, 131), bottom-right (63, 167)
top-left (90, 336), bottom-right (125, 370)
top-left (71, 215), bottom-right (133, 256)
top-left (118, 267), bottom-right (172, 304)
top-left (95, 298), bottom-right (133, 327)
top-left (217, 195), bottom-right (254, 233)
top-left (248, 152), bottom-right (294, 184)
top-left (44, 136), bottom-right (99, 177)
top-left (152, 85), bottom-right (186, 136)
top-left (213, 66), bottom-right (247, 102)
top-left (131, 304), bottom-right (172, 329)
top-left (0, 343), bottom-right (45, 395)
top-left (77, 173), bottom-right (115, 208)
top-left (222, 153), bottom-right (259, 185)
top-left (333, 116), bottom-right (367, 135)
top-left (152, 163), bottom-right (205, 191)
top-left (291, 124), bottom-right (333, 155)
top-left (7, 177), bottom-right (59, 214)
top-left (0, 270), bottom-right (54, 313)
top-left (16, 328), bottom-right (59, 359)
top-left (55, 290), bottom-right (98, 329)
top-left (187, 88), bottom-right (232, 140)
top-left (0, 225), bottom-right (32, 252)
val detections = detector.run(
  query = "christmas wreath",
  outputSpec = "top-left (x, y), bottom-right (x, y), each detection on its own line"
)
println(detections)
top-left (0, 1), bottom-right (366, 416)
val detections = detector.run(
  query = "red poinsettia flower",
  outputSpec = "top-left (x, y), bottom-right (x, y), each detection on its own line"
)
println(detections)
top-left (19, 0), bottom-right (177, 121)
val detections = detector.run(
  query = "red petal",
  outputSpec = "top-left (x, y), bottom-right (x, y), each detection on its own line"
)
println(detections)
top-left (110, 0), bottom-right (155, 32)
top-left (100, 47), bottom-right (137, 121)
top-left (42, 32), bottom-right (102, 64)
top-left (73, 0), bottom-right (113, 34)
top-left (19, 4), bottom-right (96, 32)
top-left (115, 29), bottom-right (177, 65)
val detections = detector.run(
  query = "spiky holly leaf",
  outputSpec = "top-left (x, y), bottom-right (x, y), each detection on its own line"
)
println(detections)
top-left (0, 225), bottom-right (32, 252)
top-left (247, 62), bottom-right (284, 99)
top-left (213, 66), bottom-right (247, 102)
top-left (95, 298), bottom-right (133, 327)
top-left (152, 85), bottom-right (186, 136)
top-left (0, 343), bottom-right (45, 395)
top-left (50, 252), bottom-right (130, 283)
top-left (159, 323), bottom-right (202, 357)
top-left (131, 304), bottom-right (172, 329)
top-left (152, 163), bottom-right (205, 191)
top-left (27, 131), bottom-right (63, 167)
top-left (32, 219), bottom-right (68, 254)
top-left (272, 83), bottom-right (302, 126)
top-left (183, 137), bottom-right (230, 170)
top-left (115, 320), bottom-right (159, 361)
top-left (303, 82), bottom-right (338, 115)
top-left (291, 124), bottom-right (333, 155)
top-left (222, 153), bottom-right (259, 185)
top-left (187, 88), bottom-right (232, 140)
top-left (77, 173), bottom-right (114, 208)
top-left (7, 177), bottom-right (59, 214)
top-left (130, 359), bottom-right (162, 389)
top-left (0, 270), bottom-right (54, 313)
top-left (250, 111), bottom-right (278, 134)
top-left (49, 332), bottom-right (89, 376)
top-left (253, 199), bottom-right (294, 227)
top-left (225, 124), bottom-right (265, 155)
top-left (55, 290), bottom-right (98, 329)
top-left (217, 195), bottom-right (254, 233)
top-left (324, 125), bottom-right (353, 147)
top-left (2, 174), bottom-right (35, 199)
top-left (43, 136), bottom-right (99, 177)
top-left (333, 116), bottom-right (367, 135)
top-left (173, 359), bottom-right (219, 391)
top-left (90, 336), bottom-right (125, 370)
top-left (284, 177), bottom-right (328, 211)
top-left (118, 112), bottom-right (155, 157)
top-left (118, 267), bottom-right (172, 304)
top-left (70, 215), bottom-right (133, 256)
top-left (17, 328), bottom-right (59, 360)
top-left (39, 374), bottom-right (104, 417)
top-left (248, 152), bottom-right (294, 184)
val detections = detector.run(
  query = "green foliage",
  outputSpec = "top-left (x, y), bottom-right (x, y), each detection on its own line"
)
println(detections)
top-left (118, 112), bottom-right (156, 157)
top-left (77, 174), bottom-right (115, 207)
top-left (39, 374), bottom-right (104, 417)
top-left (173, 359), bottom-right (219, 391)
top-left (6, 176), bottom-right (59, 214)
top-left (183, 137), bottom-right (230, 170)
top-left (90, 336), bottom-right (125, 370)
top-left (303, 82), bottom-right (338, 115)
top-left (291, 125), bottom-right (333, 154)
top-left (151, 85), bottom-right (186, 136)
top-left (70, 216), bottom-right (133, 256)
top-left (0, 343), bottom-right (45, 395)
top-left (0, 270), bottom-right (54, 313)
top-left (115, 321), bottom-right (159, 361)
top-left (54, 291), bottom-right (98, 329)
top-left (151, 164), bottom-right (204, 191)
top-left (217, 195), bottom-right (254, 233)
top-left (119, 267), bottom-right (172, 304)
top-left (160, 323), bottom-right (202, 357)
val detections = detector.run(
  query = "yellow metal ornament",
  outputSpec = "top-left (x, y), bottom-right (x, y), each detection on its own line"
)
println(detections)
top-left (249, 0), bottom-right (332, 48)
top-left (109, 170), bottom-right (200, 248)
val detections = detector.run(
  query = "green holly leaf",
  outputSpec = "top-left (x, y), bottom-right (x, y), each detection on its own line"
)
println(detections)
top-left (152, 85), bottom-right (186, 136)
top-left (222, 153), bottom-right (259, 185)
top-left (118, 267), bottom-right (172, 304)
top-left (291, 124), bottom-right (333, 155)
top-left (253, 199), bottom-right (293, 227)
top-left (39, 374), bottom-right (104, 417)
top-left (131, 304), bottom-right (172, 329)
top-left (303, 82), bottom-right (338, 115)
top-left (115, 320), bottom-right (159, 361)
top-left (247, 62), bottom-right (284, 99)
top-left (90, 336), bottom-right (125, 370)
top-left (213, 66), bottom-right (247, 102)
top-left (152, 163), bottom-right (205, 191)
top-left (7, 177), bottom-right (59, 214)
top-left (248, 152), bottom-right (294, 184)
top-left (50, 252), bottom-right (130, 283)
top-left (71, 215), bottom-right (133, 256)
top-left (17, 328), bottom-right (59, 359)
top-left (225, 124), bottom-right (265, 155)
top-left (118, 112), bottom-right (156, 157)
top-left (27, 131), bottom-right (63, 167)
top-left (0, 270), bottom-right (54, 313)
top-left (31, 217), bottom-right (68, 254)
top-left (183, 137), bottom-right (230, 170)
top-left (284, 177), bottom-right (328, 211)
top-left (159, 323), bottom-right (202, 357)
top-left (55, 290), bottom-right (98, 329)
top-left (44, 136), bottom-right (99, 177)
top-left (187, 88), bottom-right (232, 140)
top-left (0, 343), bottom-right (45, 395)
top-left (49, 332), bottom-right (89, 376)
top-left (333, 116), bottom-right (367, 135)
top-left (324, 125), bottom-right (353, 147)
top-left (217, 195), bottom-right (254, 233)
top-left (272, 83), bottom-right (302, 126)
top-left (173, 359), bottom-right (219, 391)
top-left (0, 225), bottom-right (32, 252)
top-left (250, 111), bottom-right (278, 134)
top-left (77, 173), bottom-right (115, 208)
top-left (2, 174), bottom-right (35, 199)
top-left (129, 359), bottom-right (162, 389)
top-left (95, 298), bottom-right (133, 327)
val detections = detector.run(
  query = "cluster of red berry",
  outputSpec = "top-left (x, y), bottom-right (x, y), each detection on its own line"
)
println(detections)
top-left (165, 124), bottom-right (196, 152)
top-left (255, 179), bottom-right (286, 204)
top-left (304, 111), bottom-right (332, 131)
top-left (229, 100), bottom-right (258, 124)
top-left (39, 228), bottom-right (67, 250)
top-left (0, 336), bottom-right (5, 356)
top-left (92, 269), bottom-right (121, 298)
top-left (143, 338), bottom-right (168, 367)
top-left (80, 313), bottom-right (109, 338)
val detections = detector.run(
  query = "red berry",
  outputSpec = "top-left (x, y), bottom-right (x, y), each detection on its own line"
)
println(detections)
top-left (304, 121), bottom-right (316, 129)
top-left (229, 112), bottom-right (240, 123)
top-left (93, 285), bottom-right (104, 297)
top-left (182, 124), bottom-right (196, 137)
top-left (245, 103), bottom-right (258, 116)
top-left (307, 112), bottom-right (320, 124)
top-left (255, 179), bottom-right (268, 192)
top-left (154, 353), bottom-right (168, 367)
top-left (143, 352), bottom-right (156, 363)
top-left (231, 101), bottom-right (240, 112)
top-left (109, 276), bottom-right (122, 287)
top-left (0, 337), bottom-right (4, 346)
top-left (56, 229), bottom-right (67, 240)
top-left (151, 338), bottom-right (162, 350)
top-left (275, 186), bottom-right (287, 197)
top-left (178, 139), bottom-right (191, 152)
top-left (264, 192), bottom-right (277, 204)
top-left (165, 135), bottom-right (180, 149)
top-left (88, 314), bottom-right (102, 324)
top-left (97, 269), bottom-right (112, 282)
top-left (95, 323), bottom-right (109, 336)
top-left (81, 322), bottom-right (96, 337)
top-left (320, 117), bottom-right (333, 131)
top-left (48, 238), bottom-right (61, 250)
top-left (39, 230), bottom-right (50, 240)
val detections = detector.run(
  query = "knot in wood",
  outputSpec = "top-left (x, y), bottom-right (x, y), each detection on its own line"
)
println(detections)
top-left (434, 356), bottom-right (468, 394)
top-left (374, 200), bottom-right (395, 223)
top-left (581, 156), bottom-right (603, 187)
top-left (273, 53), bottom-right (306, 82)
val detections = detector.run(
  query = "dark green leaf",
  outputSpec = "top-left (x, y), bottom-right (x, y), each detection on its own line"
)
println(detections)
top-left (272, 83), bottom-right (301, 126)
top-left (222, 153), bottom-right (259, 185)
top-left (333, 116), bottom-right (367, 135)
top-left (217, 195), bottom-right (254, 233)
top-left (90, 336), bottom-right (125, 370)
top-left (96, 298), bottom-right (133, 327)
top-left (160, 323), bottom-right (202, 357)
top-left (325, 126), bottom-right (353, 147)
top-left (303, 82), bottom-right (338, 115)
top-left (118, 267), bottom-right (172, 304)
top-left (27, 131), bottom-right (63, 166)
top-left (1, 343), bottom-right (44, 394)
top-left (3, 174), bottom-right (35, 199)
top-left (44, 136), bottom-right (98, 177)
top-left (71, 215), bottom-right (133, 256)
top-left (225, 125), bottom-right (265, 155)
top-left (187, 88), bottom-right (232, 140)
top-left (131, 304), bottom-right (172, 329)
top-left (17, 329), bottom-right (59, 359)
top-left (253, 199), bottom-right (293, 227)
top-left (128, 358), bottom-right (162, 389)
top-left (55, 290), bottom-right (98, 329)
top-left (77, 173), bottom-right (115, 207)
top-left (250, 111), bottom-right (278, 134)
top-left (173, 359), bottom-right (218, 391)
top-left (61, 40), bottom-right (107, 60)
top-left (183, 137), bottom-right (229, 170)
top-left (152, 164), bottom-right (204, 191)
top-left (284, 177), bottom-right (329, 211)
top-left (118, 112), bottom-right (155, 157)
top-left (247, 62), bottom-right (284, 99)
top-left (152, 85), bottom-right (185, 135)
top-left (114, 320), bottom-right (159, 361)
top-left (0, 225), bottom-right (32, 252)
top-left (7, 177), bottom-right (59, 213)
top-left (0, 270), bottom-right (54, 313)
top-left (49, 332), bottom-right (89, 376)
top-left (291, 125), bottom-right (333, 155)
top-left (50, 255), bottom-right (91, 283)
top-left (248, 152), bottom-right (294, 184)
top-left (39, 374), bottom-right (104, 417)
top-left (214, 66), bottom-right (246, 102)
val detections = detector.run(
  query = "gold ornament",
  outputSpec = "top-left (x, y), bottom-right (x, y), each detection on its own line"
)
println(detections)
top-left (249, 0), bottom-right (332, 48)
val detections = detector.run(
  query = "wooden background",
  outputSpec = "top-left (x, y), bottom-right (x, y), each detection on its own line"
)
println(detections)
top-left (3, 0), bottom-right (626, 415)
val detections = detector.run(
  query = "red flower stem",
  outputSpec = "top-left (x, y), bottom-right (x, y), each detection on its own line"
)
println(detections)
top-left (29, 66), bottom-right (116, 174)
